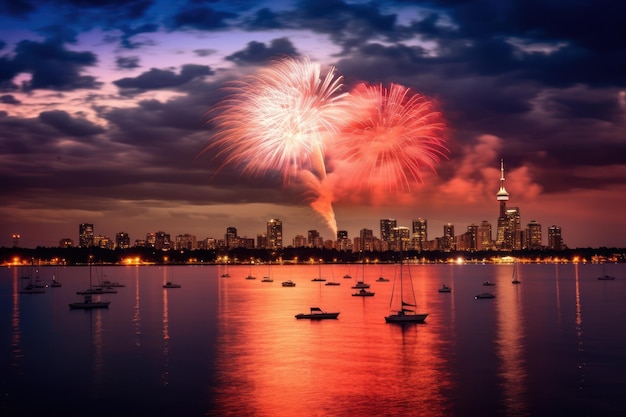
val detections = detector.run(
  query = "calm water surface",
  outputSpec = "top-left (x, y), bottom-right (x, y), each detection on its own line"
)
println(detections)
top-left (1, 263), bottom-right (626, 416)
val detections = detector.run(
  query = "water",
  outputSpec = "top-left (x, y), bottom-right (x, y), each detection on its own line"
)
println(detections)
top-left (1, 263), bottom-right (626, 416)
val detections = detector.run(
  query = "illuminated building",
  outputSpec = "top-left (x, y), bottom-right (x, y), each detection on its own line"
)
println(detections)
top-left (116, 232), bottom-right (130, 249)
top-left (506, 207), bottom-right (522, 250)
top-left (548, 225), bottom-right (563, 250)
top-left (79, 223), bottom-right (94, 248)
top-left (359, 228), bottom-right (374, 251)
top-left (154, 231), bottom-right (171, 250)
top-left (526, 221), bottom-right (542, 249)
top-left (59, 238), bottom-right (73, 248)
top-left (175, 234), bottom-right (197, 250)
top-left (441, 223), bottom-right (455, 251)
top-left (477, 220), bottom-right (493, 250)
top-left (225, 227), bottom-right (238, 249)
top-left (380, 219), bottom-right (397, 249)
top-left (307, 230), bottom-right (322, 248)
top-left (412, 218), bottom-right (428, 251)
top-left (293, 235), bottom-right (307, 247)
top-left (267, 219), bottom-right (283, 249)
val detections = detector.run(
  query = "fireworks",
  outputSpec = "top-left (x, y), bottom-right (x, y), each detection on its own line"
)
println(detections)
top-left (202, 56), bottom-right (348, 184)
top-left (203, 56), bottom-right (448, 235)
top-left (335, 82), bottom-right (448, 192)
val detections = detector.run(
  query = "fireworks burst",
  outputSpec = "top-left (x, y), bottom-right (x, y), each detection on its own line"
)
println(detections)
top-left (203, 56), bottom-right (348, 184)
top-left (203, 57), bottom-right (448, 236)
top-left (334, 82), bottom-right (448, 192)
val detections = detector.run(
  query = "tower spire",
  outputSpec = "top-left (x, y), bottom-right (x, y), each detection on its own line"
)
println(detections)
top-left (496, 159), bottom-right (509, 202)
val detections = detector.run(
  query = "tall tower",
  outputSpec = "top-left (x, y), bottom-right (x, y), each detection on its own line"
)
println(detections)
top-left (495, 160), bottom-right (510, 249)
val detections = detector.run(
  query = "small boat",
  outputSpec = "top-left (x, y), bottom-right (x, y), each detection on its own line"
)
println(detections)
top-left (351, 281), bottom-right (370, 289)
top-left (221, 273), bottom-right (231, 278)
top-left (343, 274), bottom-right (352, 279)
top-left (597, 264), bottom-right (616, 280)
top-left (261, 276), bottom-right (274, 282)
top-left (95, 280), bottom-right (126, 288)
top-left (77, 287), bottom-right (118, 295)
top-left (376, 276), bottom-right (390, 282)
top-left (475, 292), bottom-right (495, 299)
top-left (281, 280), bottom-right (296, 287)
top-left (352, 288), bottom-right (375, 297)
top-left (163, 281), bottom-right (181, 288)
top-left (385, 230), bottom-right (428, 324)
top-left (20, 284), bottom-right (45, 294)
top-left (483, 280), bottom-right (496, 286)
top-left (69, 260), bottom-right (110, 308)
top-left (295, 307), bottom-right (339, 320)
top-left (438, 284), bottom-right (451, 293)
top-left (69, 294), bottom-right (110, 309)
top-left (325, 281), bottom-right (341, 286)
top-left (511, 262), bottom-right (521, 284)
top-left (50, 275), bottom-right (62, 287)
top-left (245, 275), bottom-right (256, 280)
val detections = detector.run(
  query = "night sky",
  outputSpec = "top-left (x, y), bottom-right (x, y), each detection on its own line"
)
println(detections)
top-left (1, 0), bottom-right (625, 248)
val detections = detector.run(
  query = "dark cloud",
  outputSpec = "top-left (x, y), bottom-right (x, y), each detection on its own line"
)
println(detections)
top-left (0, 94), bottom-right (21, 104)
top-left (244, 8), bottom-right (283, 30)
top-left (226, 38), bottom-right (299, 65)
top-left (113, 64), bottom-right (214, 93)
top-left (2, 38), bottom-right (101, 91)
top-left (117, 23), bottom-right (160, 49)
top-left (193, 49), bottom-right (217, 57)
top-left (168, 5), bottom-right (237, 30)
top-left (0, 0), bottom-right (35, 16)
top-left (38, 110), bottom-right (105, 137)
top-left (116, 56), bottom-right (141, 70)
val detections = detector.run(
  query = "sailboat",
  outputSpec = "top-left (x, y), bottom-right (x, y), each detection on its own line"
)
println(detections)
top-left (261, 261), bottom-right (274, 282)
top-left (352, 254), bottom-right (374, 296)
top-left (511, 262), bottom-right (521, 284)
top-left (163, 267), bottom-right (181, 288)
top-left (311, 261), bottom-right (326, 282)
top-left (597, 264), bottom-right (616, 280)
top-left (325, 264), bottom-right (340, 286)
top-left (19, 265), bottom-right (45, 294)
top-left (385, 228), bottom-right (427, 323)
top-left (220, 261), bottom-right (230, 278)
top-left (50, 267), bottom-right (62, 287)
top-left (69, 260), bottom-right (110, 309)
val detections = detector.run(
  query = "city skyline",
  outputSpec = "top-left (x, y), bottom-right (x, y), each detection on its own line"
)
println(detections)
top-left (2, 1), bottom-right (625, 249)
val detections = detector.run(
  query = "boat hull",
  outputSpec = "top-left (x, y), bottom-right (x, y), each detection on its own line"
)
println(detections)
top-left (295, 312), bottom-right (339, 320)
top-left (385, 313), bottom-right (428, 323)
top-left (69, 302), bottom-right (110, 309)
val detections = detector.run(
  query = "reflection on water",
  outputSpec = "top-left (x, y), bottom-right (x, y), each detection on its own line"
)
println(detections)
top-left (11, 267), bottom-right (22, 371)
top-left (214, 265), bottom-right (453, 416)
top-left (162, 268), bottom-right (170, 386)
top-left (1, 263), bottom-right (626, 416)
top-left (495, 264), bottom-right (528, 416)
top-left (574, 263), bottom-right (585, 391)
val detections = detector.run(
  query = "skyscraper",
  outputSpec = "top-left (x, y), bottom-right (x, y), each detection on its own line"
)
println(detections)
top-left (225, 227), bottom-right (237, 249)
top-left (79, 223), bottom-right (94, 248)
top-left (477, 220), bottom-right (493, 250)
top-left (116, 232), bottom-right (130, 249)
top-left (267, 219), bottom-right (283, 249)
top-left (359, 228), bottom-right (374, 251)
top-left (380, 219), bottom-right (397, 248)
top-left (526, 220), bottom-right (542, 249)
top-left (412, 218), bottom-right (428, 251)
top-left (548, 225), bottom-right (563, 250)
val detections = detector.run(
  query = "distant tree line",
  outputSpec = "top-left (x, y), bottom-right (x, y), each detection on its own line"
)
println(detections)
top-left (1, 246), bottom-right (625, 265)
